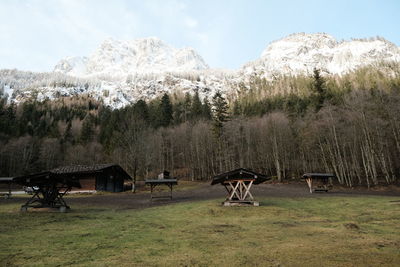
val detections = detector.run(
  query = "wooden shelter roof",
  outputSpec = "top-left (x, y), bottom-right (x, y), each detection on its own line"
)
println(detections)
top-left (211, 168), bottom-right (269, 185)
top-left (13, 171), bottom-right (82, 188)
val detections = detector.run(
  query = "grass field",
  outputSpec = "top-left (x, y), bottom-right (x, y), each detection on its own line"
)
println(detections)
top-left (1, 196), bottom-right (399, 266)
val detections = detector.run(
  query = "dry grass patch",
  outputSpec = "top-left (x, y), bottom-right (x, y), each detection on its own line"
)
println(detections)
top-left (0, 196), bottom-right (399, 266)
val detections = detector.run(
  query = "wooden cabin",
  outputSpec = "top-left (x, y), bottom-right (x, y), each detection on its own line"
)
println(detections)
top-left (50, 164), bottom-right (132, 192)
top-left (15, 164), bottom-right (132, 193)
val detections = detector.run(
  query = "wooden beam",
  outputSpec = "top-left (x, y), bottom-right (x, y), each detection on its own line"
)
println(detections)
top-left (306, 178), bottom-right (313, 193)
top-left (242, 180), bottom-right (254, 200)
top-left (228, 182), bottom-right (240, 200)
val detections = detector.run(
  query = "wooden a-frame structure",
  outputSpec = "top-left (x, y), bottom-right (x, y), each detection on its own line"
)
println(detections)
top-left (211, 168), bottom-right (269, 206)
top-left (302, 173), bottom-right (335, 193)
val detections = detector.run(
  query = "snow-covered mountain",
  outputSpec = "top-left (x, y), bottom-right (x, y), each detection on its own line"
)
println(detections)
top-left (243, 33), bottom-right (400, 77)
top-left (2, 33), bottom-right (400, 109)
top-left (54, 37), bottom-right (209, 77)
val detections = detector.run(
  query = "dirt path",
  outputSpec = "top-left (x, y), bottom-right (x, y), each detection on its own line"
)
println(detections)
top-left (2, 183), bottom-right (399, 210)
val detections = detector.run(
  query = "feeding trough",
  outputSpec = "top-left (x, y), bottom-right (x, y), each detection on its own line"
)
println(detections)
top-left (211, 168), bottom-right (269, 206)
top-left (13, 172), bottom-right (81, 212)
top-left (302, 173), bottom-right (335, 193)
top-left (12, 164), bottom-right (132, 212)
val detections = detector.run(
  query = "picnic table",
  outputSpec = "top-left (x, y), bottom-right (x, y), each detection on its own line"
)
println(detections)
top-left (145, 174), bottom-right (178, 201)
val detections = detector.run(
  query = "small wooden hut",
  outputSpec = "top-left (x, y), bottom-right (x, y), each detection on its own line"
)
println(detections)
top-left (15, 164), bottom-right (132, 193)
top-left (302, 173), bottom-right (335, 193)
top-left (211, 168), bottom-right (269, 206)
top-left (50, 164), bottom-right (132, 192)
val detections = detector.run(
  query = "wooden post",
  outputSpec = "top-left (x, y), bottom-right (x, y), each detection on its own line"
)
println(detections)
top-left (242, 180), bottom-right (254, 200)
top-left (306, 178), bottom-right (313, 193)
top-left (7, 182), bottom-right (12, 199)
top-left (239, 181), bottom-right (243, 200)
top-left (228, 182), bottom-right (240, 200)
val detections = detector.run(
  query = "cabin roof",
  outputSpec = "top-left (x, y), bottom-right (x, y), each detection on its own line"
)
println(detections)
top-left (211, 168), bottom-right (269, 185)
top-left (50, 164), bottom-right (128, 176)
top-left (12, 164), bottom-right (132, 188)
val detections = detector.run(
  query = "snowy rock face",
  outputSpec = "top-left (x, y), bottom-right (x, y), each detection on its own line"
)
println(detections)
top-left (54, 37), bottom-right (209, 77)
top-left (3, 33), bottom-right (400, 109)
top-left (244, 33), bottom-right (400, 77)
top-left (53, 56), bottom-right (88, 76)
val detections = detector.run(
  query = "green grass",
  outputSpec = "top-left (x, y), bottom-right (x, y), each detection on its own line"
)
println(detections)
top-left (1, 196), bottom-right (399, 266)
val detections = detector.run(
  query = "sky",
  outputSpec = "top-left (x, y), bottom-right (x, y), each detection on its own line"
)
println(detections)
top-left (0, 0), bottom-right (399, 72)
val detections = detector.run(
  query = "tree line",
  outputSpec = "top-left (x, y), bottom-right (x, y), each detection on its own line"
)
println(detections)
top-left (1, 66), bottom-right (400, 187)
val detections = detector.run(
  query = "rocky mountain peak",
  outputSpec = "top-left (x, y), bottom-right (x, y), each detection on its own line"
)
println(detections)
top-left (54, 37), bottom-right (209, 77)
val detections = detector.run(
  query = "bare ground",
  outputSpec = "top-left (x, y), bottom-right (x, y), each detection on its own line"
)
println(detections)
top-left (2, 182), bottom-right (399, 211)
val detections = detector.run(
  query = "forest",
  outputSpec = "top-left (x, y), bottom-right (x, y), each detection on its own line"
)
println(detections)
top-left (1, 65), bottom-right (400, 187)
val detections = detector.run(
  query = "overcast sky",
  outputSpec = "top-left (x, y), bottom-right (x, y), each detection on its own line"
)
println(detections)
top-left (0, 0), bottom-right (399, 72)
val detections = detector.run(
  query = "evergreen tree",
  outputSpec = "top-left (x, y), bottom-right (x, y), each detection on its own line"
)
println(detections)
top-left (183, 92), bottom-right (192, 122)
top-left (191, 91), bottom-right (203, 120)
top-left (133, 99), bottom-right (149, 122)
top-left (1, 104), bottom-right (16, 135)
top-left (211, 91), bottom-right (229, 139)
top-left (80, 116), bottom-right (94, 143)
top-left (99, 111), bottom-right (118, 148)
top-left (63, 121), bottom-right (73, 143)
top-left (201, 97), bottom-right (212, 120)
top-left (312, 68), bottom-right (326, 111)
top-left (172, 101), bottom-right (184, 124)
top-left (159, 93), bottom-right (173, 127)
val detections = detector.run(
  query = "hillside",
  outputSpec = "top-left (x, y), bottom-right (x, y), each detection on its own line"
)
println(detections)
top-left (1, 33), bottom-right (400, 109)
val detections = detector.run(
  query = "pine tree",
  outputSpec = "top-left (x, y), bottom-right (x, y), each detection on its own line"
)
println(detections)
top-left (191, 91), bottom-right (203, 120)
top-left (80, 116), bottom-right (93, 143)
top-left (201, 97), bottom-right (212, 120)
top-left (133, 99), bottom-right (149, 122)
top-left (183, 92), bottom-right (192, 122)
top-left (159, 93), bottom-right (173, 127)
top-left (312, 68), bottom-right (326, 111)
top-left (211, 91), bottom-right (229, 139)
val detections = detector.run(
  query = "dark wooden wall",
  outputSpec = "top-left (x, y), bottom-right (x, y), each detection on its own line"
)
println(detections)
top-left (95, 169), bottom-right (124, 192)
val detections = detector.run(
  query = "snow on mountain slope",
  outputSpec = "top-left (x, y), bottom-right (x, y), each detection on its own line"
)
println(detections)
top-left (54, 37), bottom-right (209, 77)
top-left (3, 33), bottom-right (400, 109)
top-left (243, 33), bottom-right (400, 77)
top-left (53, 56), bottom-right (88, 76)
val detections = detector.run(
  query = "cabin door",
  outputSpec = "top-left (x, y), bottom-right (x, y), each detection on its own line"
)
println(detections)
top-left (95, 175), bottom-right (107, 191)
top-left (106, 175), bottom-right (115, 192)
